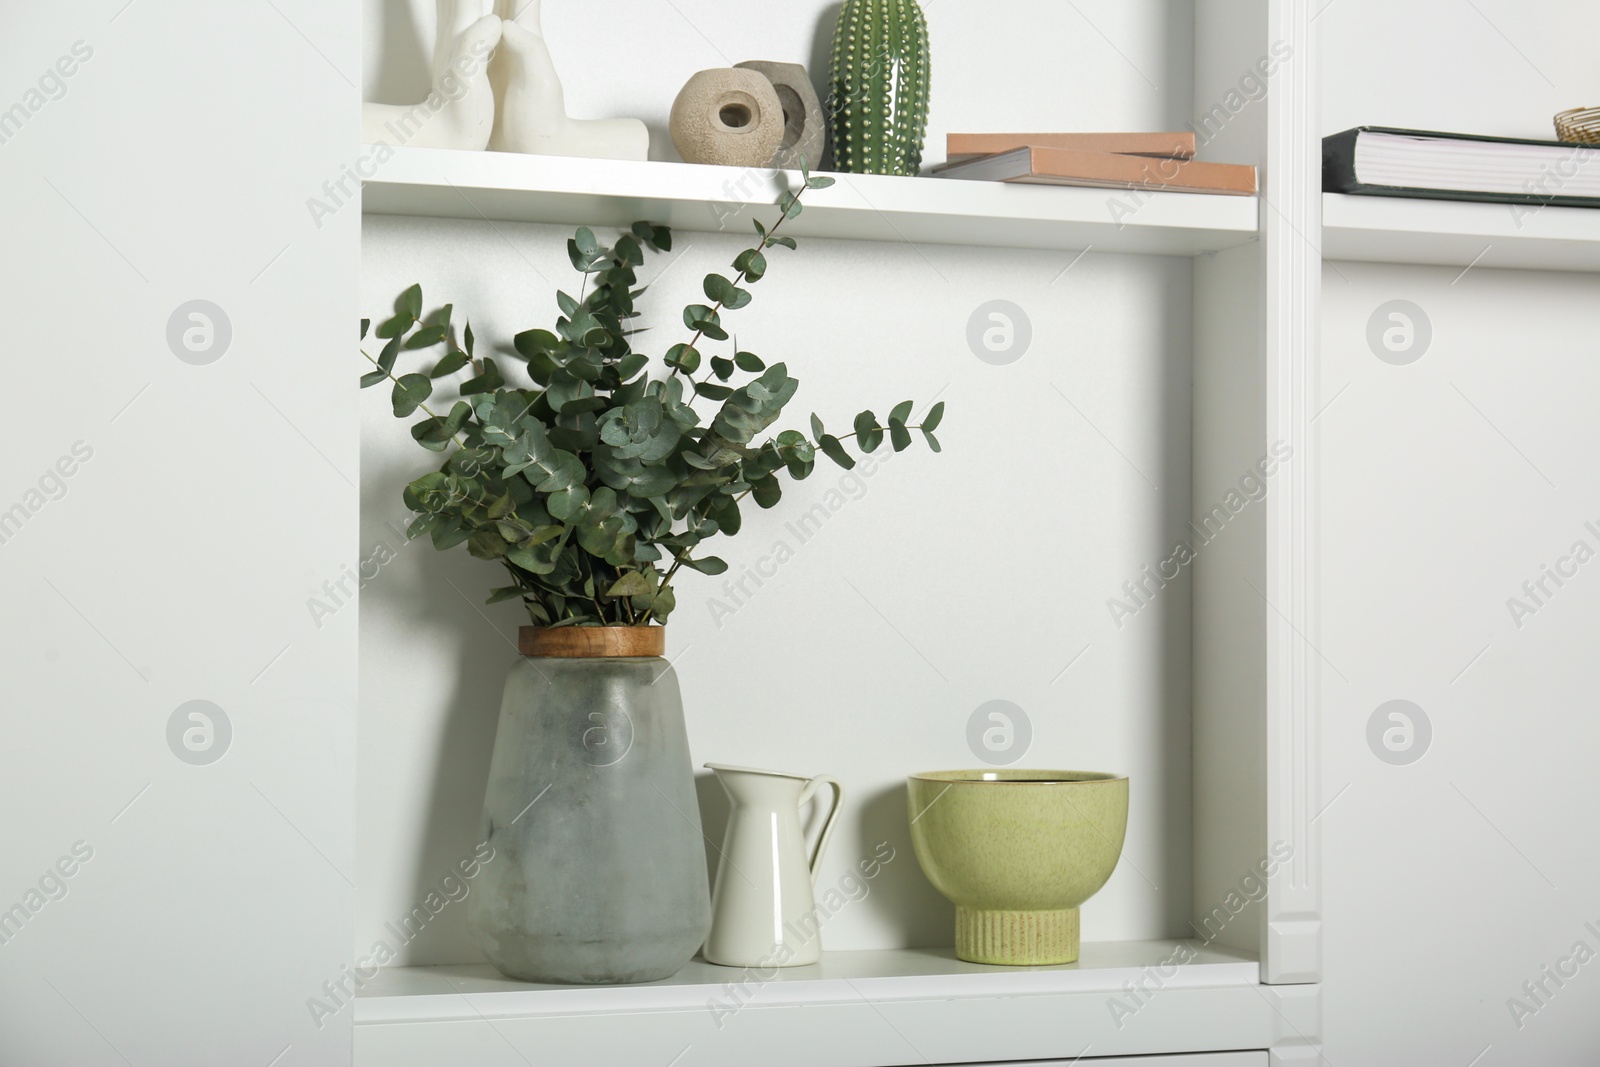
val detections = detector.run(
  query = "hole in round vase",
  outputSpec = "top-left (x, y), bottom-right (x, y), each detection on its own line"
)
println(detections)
top-left (719, 103), bottom-right (753, 129)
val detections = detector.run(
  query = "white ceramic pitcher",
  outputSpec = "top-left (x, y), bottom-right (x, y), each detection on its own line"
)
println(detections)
top-left (702, 764), bottom-right (844, 968)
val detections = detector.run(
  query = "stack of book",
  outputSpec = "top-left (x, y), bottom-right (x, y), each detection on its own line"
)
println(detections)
top-left (1323, 126), bottom-right (1600, 208)
top-left (930, 132), bottom-right (1258, 195)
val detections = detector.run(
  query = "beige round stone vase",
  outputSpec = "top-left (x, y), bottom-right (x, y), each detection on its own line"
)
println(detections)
top-left (906, 770), bottom-right (1129, 965)
top-left (670, 68), bottom-right (785, 167)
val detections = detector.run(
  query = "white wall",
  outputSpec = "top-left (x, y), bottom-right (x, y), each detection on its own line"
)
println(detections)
top-left (0, 1), bottom-right (357, 1065)
top-left (358, 0), bottom-right (1205, 965)
top-left (1319, 0), bottom-right (1595, 141)
top-left (1319, 2), bottom-right (1600, 1061)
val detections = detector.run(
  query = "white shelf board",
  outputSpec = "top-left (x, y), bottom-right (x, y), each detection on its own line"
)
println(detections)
top-left (358, 940), bottom-right (1258, 1022)
top-left (355, 942), bottom-right (1282, 1066)
top-left (360, 147), bottom-right (1261, 256)
top-left (1321, 192), bottom-right (1600, 272)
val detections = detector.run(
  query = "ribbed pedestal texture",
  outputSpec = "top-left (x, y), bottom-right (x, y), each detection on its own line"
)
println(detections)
top-left (955, 906), bottom-right (1080, 965)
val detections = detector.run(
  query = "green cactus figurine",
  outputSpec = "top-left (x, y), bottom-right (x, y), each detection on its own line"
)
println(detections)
top-left (827, 0), bottom-right (931, 176)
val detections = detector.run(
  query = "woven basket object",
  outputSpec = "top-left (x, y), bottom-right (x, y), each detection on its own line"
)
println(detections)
top-left (1554, 106), bottom-right (1600, 144)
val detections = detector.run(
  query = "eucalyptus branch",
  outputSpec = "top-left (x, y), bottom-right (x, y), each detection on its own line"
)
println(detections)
top-left (360, 347), bottom-right (463, 446)
top-left (669, 177), bottom-right (823, 380)
top-left (359, 337), bottom-right (492, 440)
top-left (361, 197), bottom-right (941, 630)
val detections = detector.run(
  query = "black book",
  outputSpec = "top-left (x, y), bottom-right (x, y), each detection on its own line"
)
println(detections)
top-left (1323, 126), bottom-right (1600, 208)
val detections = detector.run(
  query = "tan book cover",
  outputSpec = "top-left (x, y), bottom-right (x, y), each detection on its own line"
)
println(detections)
top-left (945, 131), bottom-right (1197, 163)
top-left (932, 146), bottom-right (1257, 195)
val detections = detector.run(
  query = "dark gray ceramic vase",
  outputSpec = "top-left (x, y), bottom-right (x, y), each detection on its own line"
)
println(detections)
top-left (466, 627), bottom-right (711, 984)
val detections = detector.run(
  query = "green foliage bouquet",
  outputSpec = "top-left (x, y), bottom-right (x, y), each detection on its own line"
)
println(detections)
top-left (360, 170), bottom-right (943, 628)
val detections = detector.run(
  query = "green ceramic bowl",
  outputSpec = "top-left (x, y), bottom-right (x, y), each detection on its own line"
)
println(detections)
top-left (907, 769), bottom-right (1129, 965)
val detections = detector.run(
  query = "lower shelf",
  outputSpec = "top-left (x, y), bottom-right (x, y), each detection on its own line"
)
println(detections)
top-left (1322, 192), bottom-right (1600, 271)
top-left (354, 941), bottom-right (1300, 1066)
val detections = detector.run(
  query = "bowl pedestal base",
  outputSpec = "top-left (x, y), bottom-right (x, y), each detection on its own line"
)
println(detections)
top-left (955, 906), bottom-right (1080, 965)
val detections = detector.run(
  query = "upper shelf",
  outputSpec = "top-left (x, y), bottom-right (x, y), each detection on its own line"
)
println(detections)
top-left (354, 941), bottom-right (1289, 1067)
top-left (1321, 192), bottom-right (1600, 272)
top-left (361, 147), bottom-right (1262, 257)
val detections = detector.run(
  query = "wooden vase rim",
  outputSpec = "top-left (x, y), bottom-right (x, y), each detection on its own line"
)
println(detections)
top-left (518, 626), bottom-right (665, 658)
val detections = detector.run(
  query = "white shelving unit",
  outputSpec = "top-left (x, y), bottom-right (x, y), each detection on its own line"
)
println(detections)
top-left (363, 147), bottom-right (1260, 256)
top-left (354, 2), bottom-right (1325, 1064)
top-left (1322, 192), bottom-right (1600, 271)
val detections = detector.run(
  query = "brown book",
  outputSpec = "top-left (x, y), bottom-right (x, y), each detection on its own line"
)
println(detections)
top-left (945, 131), bottom-right (1197, 163)
top-left (931, 146), bottom-right (1256, 196)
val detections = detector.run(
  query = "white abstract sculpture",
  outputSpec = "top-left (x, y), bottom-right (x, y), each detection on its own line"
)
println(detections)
top-left (362, 0), bottom-right (503, 150)
top-left (489, 0), bottom-right (649, 160)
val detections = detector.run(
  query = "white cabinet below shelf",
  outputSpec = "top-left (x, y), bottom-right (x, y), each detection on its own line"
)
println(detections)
top-left (1321, 192), bottom-right (1600, 272)
top-left (352, 941), bottom-right (1301, 1067)
top-left (359, 147), bottom-right (1261, 256)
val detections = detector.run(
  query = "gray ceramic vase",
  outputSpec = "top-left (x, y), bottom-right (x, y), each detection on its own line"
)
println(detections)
top-left (466, 627), bottom-right (711, 984)
top-left (735, 61), bottom-right (826, 170)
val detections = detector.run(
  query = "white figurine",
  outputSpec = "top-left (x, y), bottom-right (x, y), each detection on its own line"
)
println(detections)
top-left (362, 0), bottom-right (503, 150)
top-left (489, 0), bottom-right (649, 160)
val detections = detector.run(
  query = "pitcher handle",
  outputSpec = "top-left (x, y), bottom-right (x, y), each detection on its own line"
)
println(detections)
top-left (797, 775), bottom-right (844, 885)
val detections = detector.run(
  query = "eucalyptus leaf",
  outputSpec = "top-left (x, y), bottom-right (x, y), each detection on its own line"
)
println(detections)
top-left (514, 328), bottom-right (560, 359)
top-left (392, 374), bottom-right (432, 417)
top-left (376, 314), bottom-right (412, 340)
top-left (378, 335), bottom-right (402, 375)
top-left (616, 353), bottom-right (649, 381)
top-left (665, 343), bottom-right (701, 374)
top-left (818, 434), bottom-right (856, 469)
top-left (751, 476), bottom-right (782, 508)
top-left (461, 357), bottom-right (504, 395)
top-left (443, 400), bottom-right (473, 436)
top-left (853, 410), bottom-right (883, 451)
top-left (615, 234), bottom-right (644, 267)
top-left (704, 274), bottom-right (752, 310)
top-left (431, 350), bottom-right (469, 377)
top-left (406, 324), bottom-right (447, 350)
top-left (889, 418), bottom-right (912, 452)
top-left (410, 416), bottom-right (452, 451)
top-left (605, 571), bottom-right (653, 598)
top-left (733, 248), bottom-right (767, 282)
top-left (399, 284), bottom-right (423, 320)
